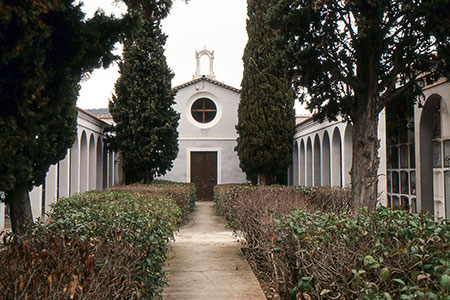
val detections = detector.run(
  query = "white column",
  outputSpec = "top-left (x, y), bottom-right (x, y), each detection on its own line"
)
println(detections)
top-left (29, 185), bottom-right (42, 221)
top-left (0, 202), bottom-right (5, 231)
top-left (331, 127), bottom-right (343, 187)
top-left (377, 109), bottom-right (388, 206)
top-left (45, 164), bottom-right (58, 219)
top-left (343, 125), bottom-right (353, 187)
top-left (88, 135), bottom-right (96, 191)
top-left (59, 151), bottom-right (70, 198)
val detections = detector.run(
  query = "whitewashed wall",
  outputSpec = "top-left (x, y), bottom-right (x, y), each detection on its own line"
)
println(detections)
top-left (292, 113), bottom-right (388, 206)
top-left (0, 108), bottom-right (119, 230)
top-left (160, 78), bottom-right (247, 184)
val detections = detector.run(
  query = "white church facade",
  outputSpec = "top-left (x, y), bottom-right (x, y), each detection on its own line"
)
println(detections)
top-left (158, 49), bottom-right (247, 200)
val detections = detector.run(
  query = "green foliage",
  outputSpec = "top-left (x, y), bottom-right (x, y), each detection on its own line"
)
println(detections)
top-left (215, 185), bottom-right (450, 299)
top-left (0, 189), bottom-right (184, 299)
top-left (108, 15), bottom-right (179, 184)
top-left (110, 182), bottom-right (197, 223)
top-left (214, 184), bottom-right (351, 299)
top-left (270, 0), bottom-right (450, 209)
top-left (0, 0), bottom-right (174, 232)
top-left (278, 207), bottom-right (450, 299)
top-left (271, 0), bottom-right (450, 122)
top-left (235, 0), bottom-right (295, 184)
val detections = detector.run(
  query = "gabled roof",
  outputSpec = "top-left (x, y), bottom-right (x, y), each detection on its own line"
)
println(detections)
top-left (86, 108), bottom-right (111, 117)
top-left (173, 76), bottom-right (240, 93)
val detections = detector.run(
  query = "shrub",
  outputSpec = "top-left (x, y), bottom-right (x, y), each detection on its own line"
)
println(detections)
top-left (214, 184), bottom-right (450, 300)
top-left (214, 184), bottom-right (351, 298)
top-left (0, 190), bottom-right (182, 299)
top-left (278, 207), bottom-right (450, 300)
top-left (110, 182), bottom-right (196, 223)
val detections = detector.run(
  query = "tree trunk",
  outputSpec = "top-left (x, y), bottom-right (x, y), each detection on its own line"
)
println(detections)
top-left (7, 181), bottom-right (33, 235)
top-left (257, 174), bottom-right (266, 185)
top-left (351, 113), bottom-right (380, 212)
top-left (145, 172), bottom-right (153, 184)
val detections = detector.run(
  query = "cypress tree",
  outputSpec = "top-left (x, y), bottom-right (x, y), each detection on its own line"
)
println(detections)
top-left (0, 0), bottom-right (173, 234)
top-left (108, 16), bottom-right (179, 184)
top-left (0, 1), bottom-right (132, 233)
top-left (235, 0), bottom-right (295, 185)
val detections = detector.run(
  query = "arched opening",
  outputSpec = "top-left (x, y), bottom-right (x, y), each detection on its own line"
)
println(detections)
top-left (344, 124), bottom-right (353, 187)
top-left (58, 151), bottom-right (70, 199)
top-left (306, 138), bottom-right (313, 186)
top-left (419, 94), bottom-right (443, 215)
top-left (108, 152), bottom-right (114, 187)
top-left (80, 131), bottom-right (88, 192)
top-left (70, 137), bottom-right (79, 195)
top-left (332, 127), bottom-right (343, 187)
top-left (300, 140), bottom-right (306, 186)
top-left (96, 137), bottom-right (103, 190)
top-left (199, 55), bottom-right (210, 75)
top-left (89, 134), bottom-right (96, 190)
top-left (314, 134), bottom-right (321, 186)
top-left (102, 147), bottom-right (108, 189)
top-left (322, 131), bottom-right (331, 186)
top-left (293, 141), bottom-right (299, 185)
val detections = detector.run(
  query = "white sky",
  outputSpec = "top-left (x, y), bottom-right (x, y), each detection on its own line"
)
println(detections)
top-left (77, 0), bottom-right (248, 109)
top-left (76, 0), bottom-right (308, 115)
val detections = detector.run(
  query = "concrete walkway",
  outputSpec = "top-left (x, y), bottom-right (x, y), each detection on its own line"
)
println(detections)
top-left (163, 201), bottom-right (266, 300)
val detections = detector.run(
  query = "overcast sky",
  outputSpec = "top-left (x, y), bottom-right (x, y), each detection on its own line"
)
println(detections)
top-left (76, 0), bottom-right (308, 114)
top-left (76, 0), bottom-right (248, 109)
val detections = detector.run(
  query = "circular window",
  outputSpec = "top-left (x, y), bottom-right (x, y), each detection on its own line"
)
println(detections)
top-left (191, 98), bottom-right (217, 123)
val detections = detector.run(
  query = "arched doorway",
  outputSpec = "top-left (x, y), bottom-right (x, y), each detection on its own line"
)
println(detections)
top-left (89, 134), bottom-right (96, 190)
top-left (293, 141), bottom-right (299, 185)
top-left (332, 127), bottom-right (343, 187)
top-left (70, 136), bottom-right (79, 195)
top-left (322, 131), bottom-right (331, 186)
top-left (314, 134), bottom-right (321, 186)
top-left (80, 131), bottom-right (88, 192)
top-left (306, 138), bottom-right (313, 186)
top-left (300, 140), bottom-right (306, 186)
top-left (419, 94), bottom-right (448, 216)
top-left (96, 137), bottom-right (103, 190)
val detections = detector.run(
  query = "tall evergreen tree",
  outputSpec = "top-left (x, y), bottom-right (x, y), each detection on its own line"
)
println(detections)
top-left (236, 0), bottom-right (296, 185)
top-left (108, 16), bottom-right (179, 184)
top-left (271, 0), bottom-right (450, 210)
top-left (0, 0), bottom-right (173, 234)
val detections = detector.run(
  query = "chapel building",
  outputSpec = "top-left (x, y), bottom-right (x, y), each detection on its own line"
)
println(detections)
top-left (158, 49), bottom-right (248, 199)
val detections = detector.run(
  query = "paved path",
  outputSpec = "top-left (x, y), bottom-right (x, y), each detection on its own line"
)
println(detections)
top-left (163, 201), bottom-right (266, 300)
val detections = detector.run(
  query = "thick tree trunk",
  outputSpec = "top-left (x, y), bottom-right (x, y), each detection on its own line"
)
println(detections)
top-left (351, 113), bottom-right (380, 212)
top-left (7, 181), bottom-right (33, 235)
top-left (145, 172), bottom-right (153, 184)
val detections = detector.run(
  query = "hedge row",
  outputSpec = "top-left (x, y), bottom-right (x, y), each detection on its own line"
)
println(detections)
top-left (0, 182), bottom-right (196, 300)
top-left (109, 181), bottom-right (196, 223)
top-left (214, 184), bottom-right (351, 229)
top-left (214, 185), bottom-right (450, 300)
top-left (278, 207), bottom-right (450, 300)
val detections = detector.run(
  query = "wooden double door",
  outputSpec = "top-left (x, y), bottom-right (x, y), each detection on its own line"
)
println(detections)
top-left (190, 152), bottom-right (217, 201)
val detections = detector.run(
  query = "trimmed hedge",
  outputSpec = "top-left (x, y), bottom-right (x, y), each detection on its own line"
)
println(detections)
top-left (214, 184), bottom-right (450, 300)
top-left (214, 184), bottom-right (351, 229)
top-left (278, 207), bottom-right (450, 300)
top-left (109, 182), bottom-right (196, 223)
top-left (0, 184), bottom-right (194, 299)
top-left (214, 184), bottom-right (351, 299)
